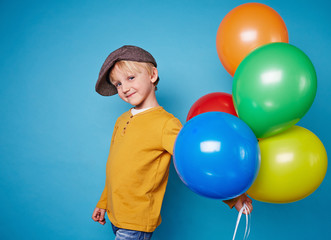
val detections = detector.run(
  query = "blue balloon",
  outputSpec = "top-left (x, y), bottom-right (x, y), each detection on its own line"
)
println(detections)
top-left (174, 112), bottom-right (260, 200)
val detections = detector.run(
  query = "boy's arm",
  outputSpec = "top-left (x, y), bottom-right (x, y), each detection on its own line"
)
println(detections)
top-left (96, 183), bottom-right (108, 209)
top-left (162, 117), bottom-right (183, 154)
top-left (93, 118), bottom-right (119, 224)
top-left (96, 121), bottom-right (118, 210)
top-left (92, 184), bottom-right (107, 225)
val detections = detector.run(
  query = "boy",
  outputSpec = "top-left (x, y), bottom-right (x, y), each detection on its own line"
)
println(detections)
top-left (92, 45), bottom-right (252, 240)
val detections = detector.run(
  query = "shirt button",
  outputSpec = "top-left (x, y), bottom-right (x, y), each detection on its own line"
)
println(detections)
top-left (127, 121), bottom-right (129, 124)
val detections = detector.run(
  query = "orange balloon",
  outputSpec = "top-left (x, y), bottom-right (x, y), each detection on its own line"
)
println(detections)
top-left (216, 3), bottom-right (289, 76)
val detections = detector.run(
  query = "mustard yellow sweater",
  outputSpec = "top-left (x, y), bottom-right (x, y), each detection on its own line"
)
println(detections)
top-left (97, 107), bottom-right (183, 232)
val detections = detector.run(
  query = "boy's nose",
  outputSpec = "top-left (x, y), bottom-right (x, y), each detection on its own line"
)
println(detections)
top-left (121, 82), bottom-right (130, 93)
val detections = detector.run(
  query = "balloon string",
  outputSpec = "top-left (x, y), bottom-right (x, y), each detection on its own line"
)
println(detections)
top-left (232, 203), bottom-right (251, 240)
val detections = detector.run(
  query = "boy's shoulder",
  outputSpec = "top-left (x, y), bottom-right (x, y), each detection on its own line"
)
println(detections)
top-left (157, 107), bottom-right (176, 118)
top-left (152, 107), bottom-right (181, 123)
top-left (157, 108), bottom-right (183, 128)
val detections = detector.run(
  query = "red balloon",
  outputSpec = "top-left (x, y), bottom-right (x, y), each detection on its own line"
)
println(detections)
top-left (186, 92), bottom-right (238, 121)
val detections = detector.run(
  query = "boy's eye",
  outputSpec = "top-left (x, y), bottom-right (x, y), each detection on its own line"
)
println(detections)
top-left (115, 82), bottom-right (121, 88)
top-left (128, 76), bottom-right (135, 80)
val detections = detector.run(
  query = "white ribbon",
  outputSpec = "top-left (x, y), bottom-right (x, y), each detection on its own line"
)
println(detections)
top-left (232, 203), bottom-right (251, 240)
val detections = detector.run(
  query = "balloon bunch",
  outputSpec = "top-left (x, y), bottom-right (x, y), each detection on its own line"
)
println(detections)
top-left (174, 3), bottom-right (327, 204)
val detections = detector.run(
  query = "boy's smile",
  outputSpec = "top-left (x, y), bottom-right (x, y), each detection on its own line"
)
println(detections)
top-left (110, 63), bottom-right (159, 110)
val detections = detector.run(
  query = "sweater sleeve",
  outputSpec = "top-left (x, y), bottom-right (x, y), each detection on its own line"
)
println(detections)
top-left (95, 120), bottom-right (119, 209)
top-left (161, 117), bottom-right (183, 155)
top-left (96, 182), bottom-right (107, 209)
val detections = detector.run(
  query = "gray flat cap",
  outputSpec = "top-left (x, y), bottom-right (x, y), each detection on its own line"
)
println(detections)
top-left (95, 45), bottom-right (157, 96)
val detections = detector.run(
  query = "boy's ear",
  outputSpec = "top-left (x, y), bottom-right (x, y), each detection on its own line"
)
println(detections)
top-left (150, 67), bottom-right (158, 83)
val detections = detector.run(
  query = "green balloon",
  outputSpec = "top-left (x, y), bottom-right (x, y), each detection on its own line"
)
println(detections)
top-left (233, 43), bottom-right (317, 138)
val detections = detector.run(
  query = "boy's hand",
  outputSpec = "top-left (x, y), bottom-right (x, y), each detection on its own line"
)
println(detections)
top-left (92, 207), bottom-right (106, 225)
top-left (234, 193), bottom-right (253, 215)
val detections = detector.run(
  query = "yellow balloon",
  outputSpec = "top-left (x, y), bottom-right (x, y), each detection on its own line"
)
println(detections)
top-left (247, 126), bottom-right (327, 203)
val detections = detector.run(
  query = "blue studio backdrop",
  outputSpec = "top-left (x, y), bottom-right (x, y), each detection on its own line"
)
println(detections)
top-left (1, 0), bottom-right (330, 239)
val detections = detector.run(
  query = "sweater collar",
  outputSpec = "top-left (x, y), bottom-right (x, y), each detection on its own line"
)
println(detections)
top-left (128, 106), bottom-right (163, 117)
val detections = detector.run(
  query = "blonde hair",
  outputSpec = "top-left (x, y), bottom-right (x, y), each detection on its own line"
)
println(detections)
top-left (109, 61), bottom-right (159, 90)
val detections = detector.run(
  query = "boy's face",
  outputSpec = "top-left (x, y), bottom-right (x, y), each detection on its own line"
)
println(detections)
top-left (110, 63), bottom-right (158, 109)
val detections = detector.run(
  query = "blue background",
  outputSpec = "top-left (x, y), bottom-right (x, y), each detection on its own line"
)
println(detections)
top-left (1, 0), bottom-right (330, 239)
